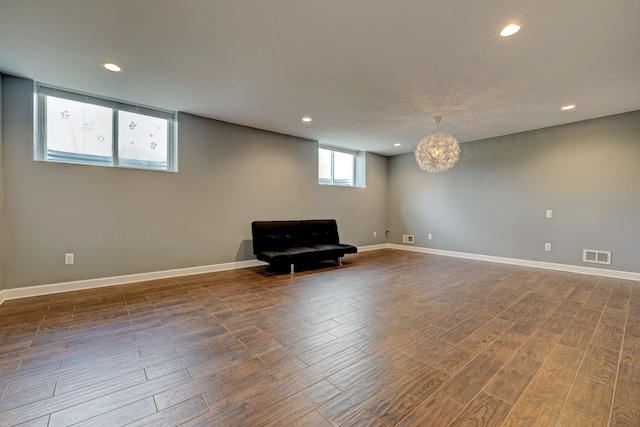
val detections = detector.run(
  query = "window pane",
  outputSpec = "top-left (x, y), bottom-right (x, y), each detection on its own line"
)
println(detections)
top-left (333, 151), bottom-right (354, 186)
top-left (118, 111), bottom-right (168, 170)
top-left (37, 85), bottom-right (177, 172)
top-left (45, 96), bottom-right (113, 164)
top-left (318, 148), bottom-right (332, 184)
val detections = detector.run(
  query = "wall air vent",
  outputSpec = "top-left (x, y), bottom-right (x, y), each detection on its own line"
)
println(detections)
top-left (402, 235), bottom-right (414, 244)
top-left (583, 249), bottom-right (612, 265)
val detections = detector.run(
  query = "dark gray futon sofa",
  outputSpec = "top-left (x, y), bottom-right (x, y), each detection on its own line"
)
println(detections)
top-left (251, 219), bottom-right (357, 273)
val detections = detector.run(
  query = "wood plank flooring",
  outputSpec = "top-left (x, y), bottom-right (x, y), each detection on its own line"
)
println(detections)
top-left (1, 249), bottom-right (639, 426)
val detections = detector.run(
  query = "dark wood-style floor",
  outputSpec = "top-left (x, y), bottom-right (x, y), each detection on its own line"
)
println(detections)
top-left (1, 249), bottom-right (639, 426)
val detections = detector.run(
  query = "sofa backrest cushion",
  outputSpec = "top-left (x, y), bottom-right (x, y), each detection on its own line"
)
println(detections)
top-left (300, 219), bottom-right (340, 245)
top-left (251, 219), bottom-right (341, 254)
top-left (251, 221), bottom-right (303, 253)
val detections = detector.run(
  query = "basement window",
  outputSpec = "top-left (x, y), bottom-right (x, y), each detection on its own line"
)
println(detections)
top-left (35, 84), bottom-right (177, 172)
top-left (318, 145), bottom-right (365, 187)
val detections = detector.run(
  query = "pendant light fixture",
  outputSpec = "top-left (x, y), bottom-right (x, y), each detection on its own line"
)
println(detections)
top-left (414, 116), bottom-right (460, 173)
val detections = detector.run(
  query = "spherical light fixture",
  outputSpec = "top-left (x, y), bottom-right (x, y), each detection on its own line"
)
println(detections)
top-left (415, 117), bottom-right (460, 173)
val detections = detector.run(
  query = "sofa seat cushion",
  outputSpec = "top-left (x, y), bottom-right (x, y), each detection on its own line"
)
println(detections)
top-left (285, 247), bottom-right (319, 255)
top-left (257, 250), bottom-right (291, 264)
top-left (310, 244), bottom-right (357, 256)
top-left (285, 246), bottom-right (323, 262)
top-left (257, 247), bottom-right (322, 263)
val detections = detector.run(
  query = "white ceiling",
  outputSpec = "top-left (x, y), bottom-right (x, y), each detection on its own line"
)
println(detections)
top-left (1, 0), bottom-right (639, 156)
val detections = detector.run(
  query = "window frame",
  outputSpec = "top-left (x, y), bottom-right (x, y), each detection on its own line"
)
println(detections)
top-left (318, 145), bottom-right (358, 187)
top-left (34, 83), bottom-right (178, 172)
top-left (316, 143), bottom-right (366, 188)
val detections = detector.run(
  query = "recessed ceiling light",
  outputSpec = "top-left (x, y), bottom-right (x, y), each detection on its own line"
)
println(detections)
top-left (394, 143), bottom-right (401, 147)
top-left (101, 62), bottom-right (123, 72)
top-left (302, 116), bottom-right (312, 123)
top-left (500, 24), bottom-right (521, 37)
top-left (561, 104), bottom-right (576, 111)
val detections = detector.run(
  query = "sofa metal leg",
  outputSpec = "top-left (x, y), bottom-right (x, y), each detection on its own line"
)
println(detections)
top-left (338, 257), bottom-right (343, 266)
top-left (290, 263), bottom-right (295, 274)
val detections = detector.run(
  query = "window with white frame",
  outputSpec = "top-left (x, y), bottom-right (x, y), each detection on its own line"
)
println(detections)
top-left (318, 145), bottom-right (365, 187)
top-left (35, 84), bottom-right (177, 171)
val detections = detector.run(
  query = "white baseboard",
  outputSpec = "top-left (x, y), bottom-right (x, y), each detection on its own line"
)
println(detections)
top-left (1, 245), bottom-right (637, 306)
top-left (358, 244), bottom-right (390, 252)
top-left (0, 259), bottom-right (266, 305)
top-left (387, 244), bottom-right (640, 281)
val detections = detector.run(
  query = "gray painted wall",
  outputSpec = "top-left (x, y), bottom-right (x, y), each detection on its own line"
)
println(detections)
top-left (2, 75), bottom-right (389, 289)
top-left (388, 110), bottom-right (640, 273)
top-left (3, 73), bottom-right (638, 290)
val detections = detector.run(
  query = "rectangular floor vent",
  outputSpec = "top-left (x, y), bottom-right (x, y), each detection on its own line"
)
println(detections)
top-left (583, 249), bottom-right (611, 265)
top-left (402, 234), bottom-right (414, 244)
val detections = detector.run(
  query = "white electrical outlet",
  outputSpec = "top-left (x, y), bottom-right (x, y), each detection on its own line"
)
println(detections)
top-left (402, 235), bottom-right (414, 244)
top-left (373, 231), bottom-right (377, 237)
top-left (544, 243), bottom-right (551, 251)
top-left (546, 210), bottom-right (553, 218)
top-left (428, 233), bottom-right (432, 240)
top-left (65, 253), bottom-right (74, 264)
